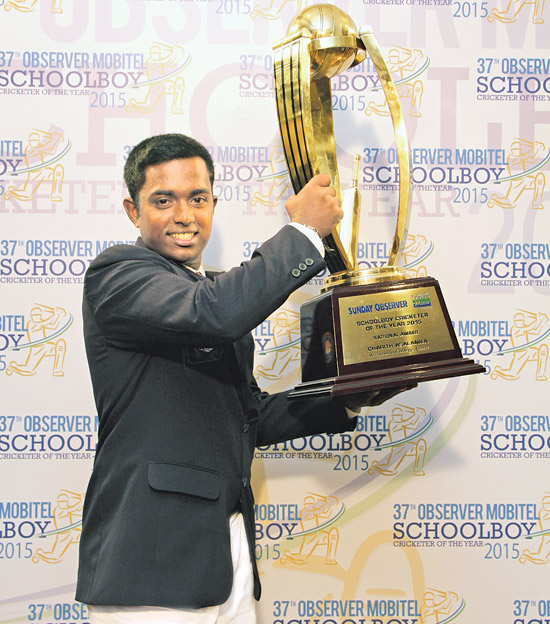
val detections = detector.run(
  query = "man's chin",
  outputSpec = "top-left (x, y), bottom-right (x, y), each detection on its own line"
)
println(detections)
top-left (163, 249), bottom-right (200, 267)
top-left (145, 240), bottom-right (202, 267)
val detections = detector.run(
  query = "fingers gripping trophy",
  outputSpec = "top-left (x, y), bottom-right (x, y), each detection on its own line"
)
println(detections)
top-left (273, 4), bottom-right (485, 398)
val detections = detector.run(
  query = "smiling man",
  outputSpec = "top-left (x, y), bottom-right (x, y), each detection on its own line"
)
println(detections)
top-left (123, 155), bottom-right (216, 269)
top-left (76, 134), bottom-right (406, 624)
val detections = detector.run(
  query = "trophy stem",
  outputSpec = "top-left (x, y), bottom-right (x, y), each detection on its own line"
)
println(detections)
top-left (322, 265), bottom-right (409, 292)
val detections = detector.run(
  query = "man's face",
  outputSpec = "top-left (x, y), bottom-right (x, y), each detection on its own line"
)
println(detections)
top-left (124, 157), bottom-right (217, 269)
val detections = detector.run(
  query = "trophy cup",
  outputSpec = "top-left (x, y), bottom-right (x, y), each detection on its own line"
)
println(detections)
top-left (273, 3), bottom-right (485, 398)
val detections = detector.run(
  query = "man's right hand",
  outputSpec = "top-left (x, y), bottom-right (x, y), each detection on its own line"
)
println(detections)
top-left (285, 173), bottom-right (343, 239)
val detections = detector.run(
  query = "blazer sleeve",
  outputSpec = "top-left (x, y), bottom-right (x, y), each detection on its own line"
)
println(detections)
top-left (235, 332), bottom-right (356, 445)
top-left (252, 379), bottom-right (357, 447)
top-left (84, 225), bottom-right (325, 350)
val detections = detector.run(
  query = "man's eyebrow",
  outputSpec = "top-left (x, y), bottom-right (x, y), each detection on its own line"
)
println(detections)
top-left (150, 189), bottom-right (175, 197)
top-left (148, 188), bottom-right (211, 199)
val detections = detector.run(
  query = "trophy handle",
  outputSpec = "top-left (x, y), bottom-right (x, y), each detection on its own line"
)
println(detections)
top-left (359, 26), bottom-right (412, 269)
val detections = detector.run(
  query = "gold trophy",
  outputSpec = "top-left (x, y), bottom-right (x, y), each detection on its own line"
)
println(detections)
top-left (273, 4), bottom-right (485, 398)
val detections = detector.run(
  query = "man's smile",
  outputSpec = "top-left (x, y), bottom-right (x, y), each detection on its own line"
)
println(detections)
top-left (171, 232), bottom-right (196, 242)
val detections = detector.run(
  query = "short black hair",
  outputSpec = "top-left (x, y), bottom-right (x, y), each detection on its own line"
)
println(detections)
top-left (124, 133), bottom-right (215, 206)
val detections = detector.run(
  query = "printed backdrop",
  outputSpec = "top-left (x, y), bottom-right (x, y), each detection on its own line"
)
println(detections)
top-left (1, 0), bottom-right (549, 623)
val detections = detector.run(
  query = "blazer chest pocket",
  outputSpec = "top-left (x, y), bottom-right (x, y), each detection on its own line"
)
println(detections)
top-left (185, 346), bottom-right (223, 365)
top-left (148, 462), bottom-right (221, 501)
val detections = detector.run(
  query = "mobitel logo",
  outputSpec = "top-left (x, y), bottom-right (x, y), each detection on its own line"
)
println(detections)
top-left (5, 304), bottom-right (72, 377)
top-left (126, 43), bottom-right (191, 116)
top-left (491, 308), bottom-right (549, 382)
top-left (279, 493), bottom-right (345, 567)
top-left (364, 46), bottom-right (429, 119)
top-left (0, 490), bottom-right (83, 564)
top-left (520, 492), bottom-right (550, 565)
top-left (421, 588), bottom-right (465, 622)
top-left (487, 139), bottom-right (549, 210)
top-left (403, 233), bottom-right (434, 279)
top-left (369, 404), bottom-right (432, 477)
top-left (413, 293), bottom-right (432, 309)
top-left (487, 0), bottom-right (545, 23)
top-left (3, 0), bottom-right (62, 13)
top-left (32, 490), bottom-right (84, 564)
top-left (3, 126), bottom-right (69, 203)
top-left (254, 307), bottom-right (300, 383)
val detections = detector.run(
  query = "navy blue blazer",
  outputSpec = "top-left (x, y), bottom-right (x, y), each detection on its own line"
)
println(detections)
top-left (76, 225), bottom-right (355, 608)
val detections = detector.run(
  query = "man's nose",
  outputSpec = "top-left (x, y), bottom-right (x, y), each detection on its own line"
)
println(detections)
top-left (172, 201), bottom-right (195, 224)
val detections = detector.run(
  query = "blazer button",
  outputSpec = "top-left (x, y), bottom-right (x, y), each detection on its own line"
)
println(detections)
top-left (299, 262), bottom-right (307, 271)
top-left (291, 268), bottom-right (301, 278)
top-left (305, 257), bottom-right (314, 266)
top-left (243, 423), bottom-right (250, 433)
top-left (242, 477), bottom-right (248, 488)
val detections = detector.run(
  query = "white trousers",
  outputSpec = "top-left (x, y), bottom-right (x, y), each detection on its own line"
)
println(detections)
top-left (88, 513), bottom-right (256, 624)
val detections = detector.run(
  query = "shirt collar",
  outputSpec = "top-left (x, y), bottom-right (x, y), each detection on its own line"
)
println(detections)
top-left (183, 264), bottom-right (205, 277)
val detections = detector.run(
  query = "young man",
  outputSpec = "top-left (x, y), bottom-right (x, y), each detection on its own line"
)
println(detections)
top-left (76, 134), bottom-right (406, 623)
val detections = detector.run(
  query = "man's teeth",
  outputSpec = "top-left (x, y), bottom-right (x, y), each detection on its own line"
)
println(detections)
top-left (172, 232), bottom-right (194, 240)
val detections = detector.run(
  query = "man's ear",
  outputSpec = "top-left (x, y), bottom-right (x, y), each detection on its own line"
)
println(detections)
top-left (123, 198), bottom-right (139, 228)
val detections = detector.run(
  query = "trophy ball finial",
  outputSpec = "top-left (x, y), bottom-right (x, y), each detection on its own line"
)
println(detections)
top-left (287, 3), bottom-right (366, 79)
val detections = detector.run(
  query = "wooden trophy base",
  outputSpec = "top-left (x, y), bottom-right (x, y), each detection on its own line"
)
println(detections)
top-left (289, 276), bottom-right (486, 399)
